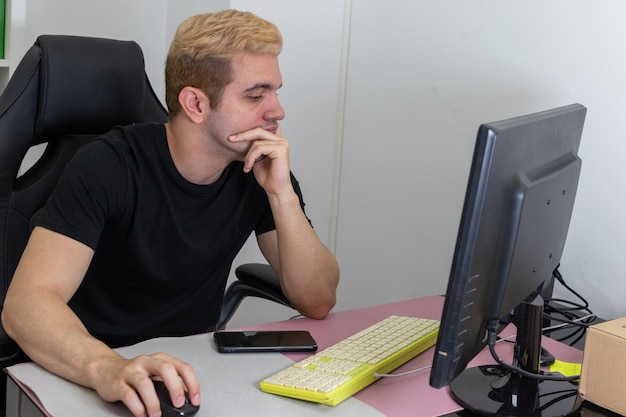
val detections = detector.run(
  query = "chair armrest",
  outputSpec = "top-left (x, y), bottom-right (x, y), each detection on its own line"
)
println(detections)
top-left (0, 326), bottom-right (20, 363)
top-left (217, 263), bottom-right (294, 330)
top-left (0, 321), bottom-right (27, 410)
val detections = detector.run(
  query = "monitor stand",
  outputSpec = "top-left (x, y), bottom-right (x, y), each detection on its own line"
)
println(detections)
top-left (448, 295), bottom-right (582, 417)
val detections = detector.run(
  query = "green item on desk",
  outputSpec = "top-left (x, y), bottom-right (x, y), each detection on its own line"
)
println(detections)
top-left (549, 359), bottom-right (581, 379)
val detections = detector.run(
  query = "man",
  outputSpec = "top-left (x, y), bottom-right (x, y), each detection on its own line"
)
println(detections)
top-left (1, 10), bottom-right (339, 417)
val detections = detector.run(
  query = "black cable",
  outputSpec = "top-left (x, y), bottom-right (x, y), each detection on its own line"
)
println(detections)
top-left (544, 298), bottom-right (595, 323)
top-left (551, 267), bottom-right (589, 310)
top-left (541, 265), bottom-right (596, 346)
top-left (536, 389), bottom-right (580, 413)
top-left (545, 297), bottom-right (589, 313)
top-left (486, 327), bottom-right (580, 383)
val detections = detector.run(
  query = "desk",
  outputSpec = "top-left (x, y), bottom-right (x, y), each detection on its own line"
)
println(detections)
top-left (5, 296), bottom-right (586, 417)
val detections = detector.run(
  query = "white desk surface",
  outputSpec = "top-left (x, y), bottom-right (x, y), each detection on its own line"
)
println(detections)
top-left (5, 296), bottom-right (584, 417)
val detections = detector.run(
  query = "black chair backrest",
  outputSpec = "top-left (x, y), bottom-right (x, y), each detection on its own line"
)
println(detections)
top-left (0, 35), bottom-right (167, 361)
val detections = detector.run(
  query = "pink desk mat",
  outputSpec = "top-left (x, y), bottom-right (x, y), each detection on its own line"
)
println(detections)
top-left (240, 295), bottom-right (584, 417)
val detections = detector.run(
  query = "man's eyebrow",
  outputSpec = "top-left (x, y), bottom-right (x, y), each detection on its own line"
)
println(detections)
top-left (244, 83), bottom-right (283, 92)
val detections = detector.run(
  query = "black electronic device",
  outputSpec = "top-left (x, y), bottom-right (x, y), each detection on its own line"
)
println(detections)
top-left (429, 104), bottom-right (587, 416)
top-left (153, 380), bottom-right (199, 417)
top-left (214, 330), bottom-right (317, 353)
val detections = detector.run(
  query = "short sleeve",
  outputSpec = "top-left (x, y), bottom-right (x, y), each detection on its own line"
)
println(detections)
top-left (254, 172), bottom-right (311, 236)
top-left (35, 140), bottom-right (128, 250)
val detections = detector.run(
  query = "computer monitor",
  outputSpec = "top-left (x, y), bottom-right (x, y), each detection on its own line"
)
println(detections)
top-left (429, 104), bottom-right (587, 416)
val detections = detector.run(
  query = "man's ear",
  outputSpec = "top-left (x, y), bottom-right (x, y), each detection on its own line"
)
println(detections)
top-left (178, 87), bottom-right (210, 124)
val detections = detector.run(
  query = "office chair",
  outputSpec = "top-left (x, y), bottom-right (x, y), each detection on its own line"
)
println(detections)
top-left (0, 34), bottom-right (293, 412)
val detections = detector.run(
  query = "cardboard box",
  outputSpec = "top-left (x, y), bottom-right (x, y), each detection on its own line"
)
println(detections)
top-left (580, 316), bottom-right (626, 415)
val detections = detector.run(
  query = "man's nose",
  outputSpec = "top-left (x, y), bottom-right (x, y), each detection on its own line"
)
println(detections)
top-left (266, 95), bottom-right (285, 121)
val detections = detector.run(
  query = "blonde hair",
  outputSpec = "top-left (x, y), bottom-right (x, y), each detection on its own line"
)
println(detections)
top-left (165, 10), bottom-right (283, 116)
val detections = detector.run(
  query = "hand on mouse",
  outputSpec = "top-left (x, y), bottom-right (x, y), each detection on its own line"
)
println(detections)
top-left (90, 352), bottom-right (201, 417)
top-left (153, 380), bottom-right (200, 417)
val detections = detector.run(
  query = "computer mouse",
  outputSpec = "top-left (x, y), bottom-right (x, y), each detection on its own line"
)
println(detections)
top-left (153, 380), bottom-right (200, 417)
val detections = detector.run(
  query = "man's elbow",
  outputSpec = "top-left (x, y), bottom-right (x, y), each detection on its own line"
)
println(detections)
top-left (287, 265), bottom-right (339, 320)
top-left (2, 290), bottom-right (31, 342)
top-left (297, 294), bottom-right (336, 320)
top-left (1, 305), bottom-right (18, 340)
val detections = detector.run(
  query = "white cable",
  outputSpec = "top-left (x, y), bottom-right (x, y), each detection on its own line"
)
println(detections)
top-left (374, 365), bottom-right (431, 378)
top-left (541, 313), bottom-right (596, 332)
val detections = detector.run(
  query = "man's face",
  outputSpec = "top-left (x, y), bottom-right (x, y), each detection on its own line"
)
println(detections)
top-left (205, 53), bottom-right (285, 157)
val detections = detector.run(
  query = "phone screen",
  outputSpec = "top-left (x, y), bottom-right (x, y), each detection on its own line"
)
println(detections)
top-left (213, 330), bottom-right (318, 353)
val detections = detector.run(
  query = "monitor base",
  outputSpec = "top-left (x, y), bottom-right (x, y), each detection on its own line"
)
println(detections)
top-left (449, 365), bottom-right (582, 417)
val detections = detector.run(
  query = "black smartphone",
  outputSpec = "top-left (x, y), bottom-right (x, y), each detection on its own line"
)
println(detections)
top-left (213, 330), bottom-right (317, 353)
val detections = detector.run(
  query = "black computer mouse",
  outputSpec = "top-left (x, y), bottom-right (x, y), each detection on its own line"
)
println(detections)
top-left (153, 380), bottom-right (200, 417)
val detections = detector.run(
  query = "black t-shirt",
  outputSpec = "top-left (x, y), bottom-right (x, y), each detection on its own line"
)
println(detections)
top-left (35, 123), bottom-right (306, 347)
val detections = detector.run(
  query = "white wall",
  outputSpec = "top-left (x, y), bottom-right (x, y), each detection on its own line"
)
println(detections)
top-left (335, 0), bottom-right (626, 321)
top-left (11, 1), bottom-right (626, 325)
top-left (23, 0), bottom-right (169, 101)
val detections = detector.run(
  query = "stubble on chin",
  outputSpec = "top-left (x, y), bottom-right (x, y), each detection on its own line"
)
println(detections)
top-left (225, 137), bottom-right (253, 163)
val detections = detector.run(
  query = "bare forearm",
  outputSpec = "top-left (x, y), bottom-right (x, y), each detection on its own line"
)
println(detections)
top-left (3, 291), bottom-right (201, 416)
top-left (267, 191), bottom-right (339, 318)
top-left (2, 289), bottom-right (120, 389)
